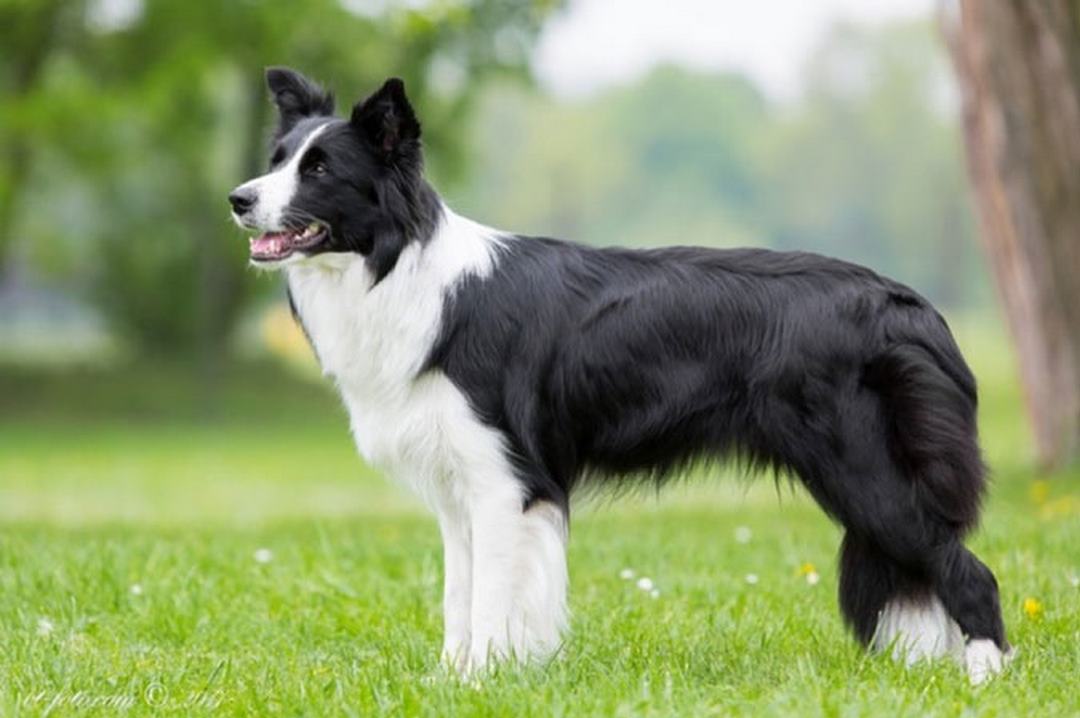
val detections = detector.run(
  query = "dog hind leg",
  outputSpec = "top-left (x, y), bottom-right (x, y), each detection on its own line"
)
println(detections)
top-left (829, 467), bottom-right (1008, 683)
top-left (839, 532), bottom-right (964, 665)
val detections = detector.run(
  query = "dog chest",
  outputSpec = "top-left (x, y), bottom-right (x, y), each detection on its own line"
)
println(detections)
top-left (340, 372), bottom-right (488, 495)
top-left (285, 253), bottom-right (505, 502)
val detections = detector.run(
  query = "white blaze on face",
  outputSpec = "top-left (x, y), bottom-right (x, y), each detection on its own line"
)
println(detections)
top-left (234, 124), bottom-right (329, 230)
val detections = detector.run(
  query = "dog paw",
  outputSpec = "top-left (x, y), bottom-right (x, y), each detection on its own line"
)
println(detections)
top-left (872, 595), bottom-right (965, 665)
top-left (964, 639), bottom-right (1014, 685)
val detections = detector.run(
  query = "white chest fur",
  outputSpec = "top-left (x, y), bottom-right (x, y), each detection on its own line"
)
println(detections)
top-left (284, 209), bottom-right (508, 504)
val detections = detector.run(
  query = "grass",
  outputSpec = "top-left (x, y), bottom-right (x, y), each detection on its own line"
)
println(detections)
top-left (1, 318), bottom-right (1078, 716)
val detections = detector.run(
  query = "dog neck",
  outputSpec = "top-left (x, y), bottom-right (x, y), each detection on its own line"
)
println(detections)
top-left (284, 205), bottom-right (505, 392)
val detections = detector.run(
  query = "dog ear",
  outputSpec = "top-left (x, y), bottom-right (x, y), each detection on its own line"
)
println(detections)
top-left (265, 67), bottom-right (335, 137)
top-left (350, 78), bottom-right (421, 161)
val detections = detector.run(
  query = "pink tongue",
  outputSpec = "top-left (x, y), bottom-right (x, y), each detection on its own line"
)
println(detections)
top-left (250, 232), bottom-right (290, 257)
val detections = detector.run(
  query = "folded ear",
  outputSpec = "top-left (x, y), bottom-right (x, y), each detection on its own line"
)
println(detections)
top-left (265, 67), bottom-right (335, 137)
top-left (350, 78), bottom-right (421, 161)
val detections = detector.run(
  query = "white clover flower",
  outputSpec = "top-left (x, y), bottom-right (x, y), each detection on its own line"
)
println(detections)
top-left (619, 568), bottom-right (636, 580)
top-left (254, 548), bottom-right (274, 564)
top-left (636, 577), bottom-right (654, 591)
top-left (734, 526), bottom-right (752, 544)
top-left (745, 573), bottom-right (759, 585)
top-left (36, 618), bottom-right (54, 636)
top-left (650, 589), bottom-right (660, 599)
top-left (805, 571), bottom-right (820, 586)
top-left (130, 583), bottom-right (144, 596)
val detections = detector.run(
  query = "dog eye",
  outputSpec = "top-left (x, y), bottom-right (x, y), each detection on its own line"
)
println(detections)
top-left (308, 162), bottom-right (327, 176)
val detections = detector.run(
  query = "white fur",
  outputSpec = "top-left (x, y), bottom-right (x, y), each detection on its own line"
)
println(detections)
top-left (235, 124), bottom-right (328, 231)
top-left (872, 595), bottom-right (965, 665)
top-left (874, 596), bottom-right (1012, 684)
top-left (285, 207), bottom-right (568, 674)
top-left (437, 497), bottom-right (473, 670)
top-left (469, 498), bottom-right (568, 669)
top-left (964, 638), bottom-right (1009, 686)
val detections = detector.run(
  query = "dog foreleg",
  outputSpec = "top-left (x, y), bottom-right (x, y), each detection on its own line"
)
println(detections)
top-left (466, 488), bottom-right (568, 673)
top-left (436, 504), bottom-right (473, 672)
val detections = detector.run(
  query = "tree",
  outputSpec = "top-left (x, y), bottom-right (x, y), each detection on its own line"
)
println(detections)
top-left (0, 0), bottom-right (79, 274)
top-left (943, 0), bottom-right (1080, 469)
top-left (460, 28), bottom-right (984, 310)
top-left (2, 0), bottom-right (559, 363)
top-left (766, 21), bottom-right (982, 309)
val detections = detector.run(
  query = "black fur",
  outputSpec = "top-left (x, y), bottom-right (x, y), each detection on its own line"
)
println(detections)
top-left (264, 73), bottom-right (440, 282)
top-left (427, 239), bottom-right (1008, 651)
top-left (241, 69), bottom-right (1010, 659)
top-left (266, 67), bottom-right (335, 138)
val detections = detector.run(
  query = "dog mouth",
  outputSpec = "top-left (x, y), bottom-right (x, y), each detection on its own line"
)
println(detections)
top-left (249, 222), bottom-right (329, 262)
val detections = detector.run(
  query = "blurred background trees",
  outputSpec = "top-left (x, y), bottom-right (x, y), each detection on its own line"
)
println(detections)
top-left (2, 0), bottom-right (1074, 471)
top-left (1, 0), bottom-right (555, 365)
top-left (456, 18), bottom-right (985, 312)
top-left (944, 0), bottom-right (1080, 470)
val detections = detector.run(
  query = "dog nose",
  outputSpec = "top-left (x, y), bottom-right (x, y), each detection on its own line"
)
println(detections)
top-left (228, 188), bottom-right (256, 214)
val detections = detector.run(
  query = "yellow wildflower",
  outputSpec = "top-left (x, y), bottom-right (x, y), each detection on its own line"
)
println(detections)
top-left (1023, 597), bottom-right (1043, 619)
top-left (798, 562), bottom-right (820, 585)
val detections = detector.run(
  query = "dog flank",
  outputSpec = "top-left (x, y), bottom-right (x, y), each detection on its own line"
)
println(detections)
top-left (229, 68), bottom-right (1010, 682)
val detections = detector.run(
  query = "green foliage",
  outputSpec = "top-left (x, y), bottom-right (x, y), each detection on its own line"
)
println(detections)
top-left (764, 21), bottom-right (986, 308)
top-left (3, 8), bottom-right (990, 362)
top-left (457, 21), bottom-right (987, 309)
top-left (1, 0), bottom-right (558, 358)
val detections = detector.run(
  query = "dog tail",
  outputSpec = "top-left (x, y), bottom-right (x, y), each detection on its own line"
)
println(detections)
top-left (864, 329), bottom-right (986, 532)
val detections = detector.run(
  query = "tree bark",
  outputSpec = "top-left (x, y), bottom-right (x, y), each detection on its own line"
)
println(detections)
top-left (942, 0), bottom-right (1080, 469)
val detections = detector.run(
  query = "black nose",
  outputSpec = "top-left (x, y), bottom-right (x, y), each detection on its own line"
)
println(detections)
top-left (228, 188), bottom-right (256, 214)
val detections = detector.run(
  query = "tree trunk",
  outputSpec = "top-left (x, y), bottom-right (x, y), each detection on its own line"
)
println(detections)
top-left (942, 0), bottom-right (1080, 469)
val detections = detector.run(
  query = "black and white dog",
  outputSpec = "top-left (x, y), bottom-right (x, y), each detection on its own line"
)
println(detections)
top-left (229, 68), bottom-right (1010, 682)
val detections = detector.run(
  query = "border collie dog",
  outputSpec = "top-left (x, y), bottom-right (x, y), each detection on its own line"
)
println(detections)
top-left (230, 68), bottom-right (1010, 683)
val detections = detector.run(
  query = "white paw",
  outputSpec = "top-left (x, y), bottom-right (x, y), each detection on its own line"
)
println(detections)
top-left (965, 639), bottom-right (1013, 685)
top-left (872, 596), bottom-right (965, 664)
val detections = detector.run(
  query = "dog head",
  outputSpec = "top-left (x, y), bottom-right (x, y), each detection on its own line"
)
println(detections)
top-left (229, 68), bottom-right (438, 280)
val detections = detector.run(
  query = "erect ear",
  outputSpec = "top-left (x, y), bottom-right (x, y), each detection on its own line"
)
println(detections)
top-left (265, 67), bottom-right (335, 137)
top-left (350, 78), bottom-right (421, 160)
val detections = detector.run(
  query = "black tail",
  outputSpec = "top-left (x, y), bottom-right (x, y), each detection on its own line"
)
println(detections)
top-left (837, 334), bottom-right (1007, 656)
top-left (863, 341), bottom-right (986, 532)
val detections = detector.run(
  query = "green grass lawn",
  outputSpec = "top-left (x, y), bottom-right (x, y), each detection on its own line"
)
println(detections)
top-left (1, 320), bottom-right (1078, 716)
